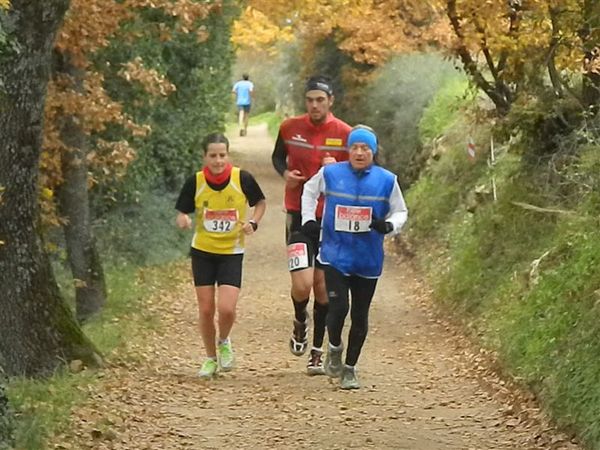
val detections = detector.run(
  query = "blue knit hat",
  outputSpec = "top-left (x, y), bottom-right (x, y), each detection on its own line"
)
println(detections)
top-left (347, 127), bottom-right (378, 154)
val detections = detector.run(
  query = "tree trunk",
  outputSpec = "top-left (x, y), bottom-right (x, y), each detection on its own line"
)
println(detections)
top-left (582, 0), bottom-right (600, 114)
top-left (55, 54), bottom-right (107, 323)
top-left (0, 378), bottom-right (13, 449)
top-left (0, 0), bottom-right (101, 377)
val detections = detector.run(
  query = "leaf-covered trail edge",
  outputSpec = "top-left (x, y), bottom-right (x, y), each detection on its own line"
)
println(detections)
top-left (53, 124), bottom-right (580, 450)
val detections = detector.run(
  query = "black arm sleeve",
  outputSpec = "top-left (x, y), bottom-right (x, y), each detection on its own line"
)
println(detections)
top-left (240, 170), bottom-right (266, 207)
top-left (271, 131), bottom-right (288, 177)
top-left (175, 175), bottom-right (196, 213)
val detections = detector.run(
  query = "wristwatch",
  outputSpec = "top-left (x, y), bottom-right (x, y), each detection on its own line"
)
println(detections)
top-left (249, 220), bottom-right (258, 231)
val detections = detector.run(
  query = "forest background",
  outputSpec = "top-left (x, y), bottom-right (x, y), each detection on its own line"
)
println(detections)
top-left (0, 0), bottom-right (599, 448)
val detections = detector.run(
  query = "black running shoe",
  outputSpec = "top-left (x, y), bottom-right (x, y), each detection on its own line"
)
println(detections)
top-left (289, 319), bottom-right (308, 356)
top-left (306, 349), bottom-right (325, 376)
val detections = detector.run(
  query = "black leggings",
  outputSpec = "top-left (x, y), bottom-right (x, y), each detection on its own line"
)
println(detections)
top-left (324, 266), bottom-right (378, 366)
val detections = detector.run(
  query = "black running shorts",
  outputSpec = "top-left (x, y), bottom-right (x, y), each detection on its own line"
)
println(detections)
top-left (190, 248), bottom-right (244, 288)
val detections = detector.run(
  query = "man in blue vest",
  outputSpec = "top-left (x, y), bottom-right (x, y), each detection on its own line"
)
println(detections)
top-left (300, 125), bottom-right (408, 389)
top-left (232, 74), bottom-right (254, 136)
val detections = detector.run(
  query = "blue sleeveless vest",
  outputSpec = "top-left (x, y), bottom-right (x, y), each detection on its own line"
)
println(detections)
top-left (319, 162), bottom-right (395, 278)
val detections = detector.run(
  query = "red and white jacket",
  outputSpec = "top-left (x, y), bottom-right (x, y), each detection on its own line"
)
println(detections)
top-left (272, 112), bottom-right (351, 216)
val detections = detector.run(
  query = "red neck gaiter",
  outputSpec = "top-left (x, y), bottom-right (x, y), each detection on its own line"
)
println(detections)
top-left (203, 163), bottom-right (233, 185)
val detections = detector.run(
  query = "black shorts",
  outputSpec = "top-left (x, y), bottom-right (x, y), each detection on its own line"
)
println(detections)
top-left (190, 248), bottom-right (243, 288)
top-left (285, 211), bottom-right (324, 271)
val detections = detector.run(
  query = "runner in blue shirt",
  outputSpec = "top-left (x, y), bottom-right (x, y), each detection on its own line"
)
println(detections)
top-left (232, 74), bottom-right (254, 137)
top-left (301, 125), bottom-right (408, 389)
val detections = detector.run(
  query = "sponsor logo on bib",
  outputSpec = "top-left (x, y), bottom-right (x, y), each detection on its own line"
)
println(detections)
top-left (334, 205), bottom-right (372, 233)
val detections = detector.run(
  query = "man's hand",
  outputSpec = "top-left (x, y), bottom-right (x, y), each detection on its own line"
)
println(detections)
top-left (301, 220), bottom-right (321, 241)
top-left (322, 152), bottom-right (336, 166)
top-left (284, 169), bottom-right (306, 189)
top-left (176, 212), bottom-right (192, 229)
top-left (370, 218), bottom-right (393, 234)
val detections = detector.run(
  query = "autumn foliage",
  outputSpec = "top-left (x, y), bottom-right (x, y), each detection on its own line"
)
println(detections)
top-left (234, 0), bottom-right (598, 121)
top-left (233, 0), bottom-right (448, 71)
top-left (40, 0), bottom-right (220, 225)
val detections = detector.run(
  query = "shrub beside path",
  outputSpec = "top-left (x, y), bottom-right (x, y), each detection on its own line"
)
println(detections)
top-left (54, 124), bottom-right (580, 450)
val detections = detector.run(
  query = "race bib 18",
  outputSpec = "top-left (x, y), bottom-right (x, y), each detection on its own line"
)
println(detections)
top-left (287, 242), bottom-right (309, 271)
top-left (334, 205), bottom-right (372, 233)
top-left (203, 209), bottom-right (238, 233)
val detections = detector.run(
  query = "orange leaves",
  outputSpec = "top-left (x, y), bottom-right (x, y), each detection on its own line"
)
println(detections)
top-left (448, 0), bottom-right (586, 76)
top-left (56, 0), bottom-right (130, 68)
top-left (231, 6), bottom-right (294, 54)
top-left (51, 72), bottom-right (131, 135)
top-left (126, 0), bottom-right (218, 33)
top-left (236, 0), bottom-right (448, 66)
top-left (41, 71), bottom-right (147, 197)
top-left (89, 139), bottom-right (137, 183)
top-left (119, 57), bottom-right (177, 97)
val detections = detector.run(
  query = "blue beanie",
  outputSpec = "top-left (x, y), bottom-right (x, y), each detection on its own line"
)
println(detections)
top-left (347, 128), bottom-right (378, 154)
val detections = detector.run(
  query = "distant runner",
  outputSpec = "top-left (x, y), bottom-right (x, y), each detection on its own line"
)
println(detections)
top-left (232, 74), bottom-right (254, 137)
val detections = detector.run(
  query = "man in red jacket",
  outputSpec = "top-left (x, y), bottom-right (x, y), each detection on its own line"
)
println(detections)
top-left (272, 75), bottom-right (351, 375)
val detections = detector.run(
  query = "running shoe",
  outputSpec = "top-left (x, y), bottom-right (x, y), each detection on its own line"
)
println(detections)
top-left (306, 349), bottom-right (326, 376)
top-left (198, 358), bottom-right (218, 379)
top-left (289, 319), bottom-right (308, 356)
top-left (324, 345), bottom-right (343, 378)
top-left (218, 341), bottom-right (235, 372)
top-left (340, 365), bottom-right (360, 390)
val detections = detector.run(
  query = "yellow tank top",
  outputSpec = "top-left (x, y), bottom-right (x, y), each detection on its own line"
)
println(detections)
top-left (192, 167), bottom-right (247, 254)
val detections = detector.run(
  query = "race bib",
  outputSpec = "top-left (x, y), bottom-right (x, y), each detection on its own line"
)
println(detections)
top-left (203, 209), bottom-right (238, 233)
top-left (287, 242), bottom-right (309, 271)
top-left (334, 205), bottom-right (372, 233)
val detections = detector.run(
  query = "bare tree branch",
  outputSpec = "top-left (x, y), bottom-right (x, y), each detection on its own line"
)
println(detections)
top-left (446, 0), bottom-right (511, 113)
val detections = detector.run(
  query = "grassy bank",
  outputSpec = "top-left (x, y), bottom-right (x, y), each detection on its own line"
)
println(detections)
top-left (6, 192), bottom-right (190, 449)
top-left (249, 111), bottom-right (282, 139)
top-left (226, 110), bottom-right (282, 140)
top-left (407, 82), bottom-right (600, 448)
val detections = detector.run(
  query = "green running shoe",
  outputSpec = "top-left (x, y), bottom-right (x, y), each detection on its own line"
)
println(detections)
top-left (198, 358), bottom-right (218, 379)
top-left (218, 341), bottom-right (235, 372)
top-left (324, 345), bottom-right (343, 378)
top-left (340, 365), bottom-right (360, 390)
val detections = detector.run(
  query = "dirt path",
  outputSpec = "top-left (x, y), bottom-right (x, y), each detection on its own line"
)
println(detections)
top-left (56, 124), bottom-right (580, 450)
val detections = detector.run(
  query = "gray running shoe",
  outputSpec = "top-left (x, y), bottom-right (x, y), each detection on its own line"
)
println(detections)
top-left (340, 366), bottom-right (360, 390)
top-left (306, 349), bottom-right (326, 376)
top-left (324, 345), bottom-right (343, 378)
top-left (289, 319), bottom-right (308, 356)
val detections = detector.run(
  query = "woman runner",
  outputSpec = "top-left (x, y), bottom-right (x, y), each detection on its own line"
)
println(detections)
top-left (175, 132), bottom-right (266, 378)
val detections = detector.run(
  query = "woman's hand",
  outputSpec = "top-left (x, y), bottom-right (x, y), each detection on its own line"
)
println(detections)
top-left (176, 212), bottom-right (192, 229)
top-left (242, 220), bottom-right (258, 235)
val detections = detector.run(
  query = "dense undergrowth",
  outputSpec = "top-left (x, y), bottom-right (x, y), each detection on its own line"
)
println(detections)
top-left (406, 79), bottom-right (600, 448)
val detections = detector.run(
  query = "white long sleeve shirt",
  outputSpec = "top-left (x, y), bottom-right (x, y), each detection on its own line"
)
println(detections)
top-left (301, 165), bottom-right (408, 236)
